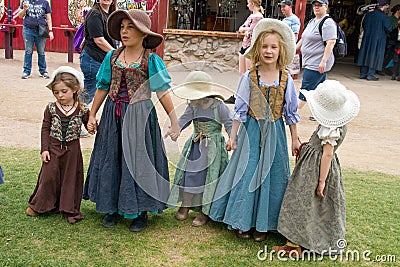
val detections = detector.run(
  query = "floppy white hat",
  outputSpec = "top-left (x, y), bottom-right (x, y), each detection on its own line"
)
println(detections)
top-left (172, 71), bottom-right (225, 101)
top-left (300, 80), bottom-right (360, 128)
top-left (243, 18), bottom-right (295, 67)
top-left (46, 66), bottom-right (84, 90)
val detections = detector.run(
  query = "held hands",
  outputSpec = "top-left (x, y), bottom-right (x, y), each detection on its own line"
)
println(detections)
top-left (164, 123), bottom-right (180, 141)
top-left (292, 136), bottom-right (301, 157)
top-left (226, 137), bottom-right (237, 151)
top-left (316, 180), bottom-right (326, 198)
top-left (41, 151), bottom-right (50, 163)
top-left (87, 115), bottom-right (98, 134)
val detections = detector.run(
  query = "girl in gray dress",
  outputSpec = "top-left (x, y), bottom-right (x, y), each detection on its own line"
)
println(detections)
top-left (273, 80), bottom-right (360, 257)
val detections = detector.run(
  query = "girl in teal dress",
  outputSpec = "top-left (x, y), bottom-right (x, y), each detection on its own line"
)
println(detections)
top-left (83, 9), bottom-right (180, 232)
top-left (168, 71), bottom-right (232, 227)
top-left (209, 19), bottom-right (301, 242)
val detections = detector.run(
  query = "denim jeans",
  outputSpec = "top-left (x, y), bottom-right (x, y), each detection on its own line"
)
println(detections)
top-left (360, 66), bottom-right (376, 79)
top-left (299, 68), bottom-right (326, 101)
top-left (22, 27), bottom-right (47, 75)
top-left (80, 49), bottom-right (102, 104)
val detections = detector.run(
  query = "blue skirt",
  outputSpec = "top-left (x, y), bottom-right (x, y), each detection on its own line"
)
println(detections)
top-left (83, 97), bottom-right (169, 217)
top-left (209, 116), bottom-right (290, 232)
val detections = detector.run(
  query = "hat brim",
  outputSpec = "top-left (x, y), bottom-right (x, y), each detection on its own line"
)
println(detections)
top-left (243, 18), bottom-right (295, 67)
top-left (172, 82), bottom-right (227, 101)
top-left (300, 89), bottom-right (360, 127)
top-left (46, 66), bottom-right (84, 90)
top-left (107, 10), bottom-right (163, 49)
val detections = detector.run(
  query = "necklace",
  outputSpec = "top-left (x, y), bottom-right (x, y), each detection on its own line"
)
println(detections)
top-left (59, 103), bottom-right (74, 115)
top-left (123, 49), bottom-right (143, 66)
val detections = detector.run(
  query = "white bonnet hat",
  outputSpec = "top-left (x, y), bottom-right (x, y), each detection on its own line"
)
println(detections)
top-left (300, 80), bottom-right (360, 127)
top-left (46, 66), bottom-right (84, 90)
top-left (172, 71), bottom-right (226, 101)
top-left (243, 18), bottom-right (296, 67)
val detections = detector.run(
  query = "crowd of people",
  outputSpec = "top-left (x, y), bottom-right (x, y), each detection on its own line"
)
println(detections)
top-left (10, 0), bottom-right (400, 259)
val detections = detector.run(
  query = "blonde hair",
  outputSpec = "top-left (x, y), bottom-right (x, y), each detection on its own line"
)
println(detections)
top-left (50, 73), bottom-right (83, 110)
top-left (249, 30), bottom-right (288, 71)
top-left (251, 0), bottom-right (265, 14)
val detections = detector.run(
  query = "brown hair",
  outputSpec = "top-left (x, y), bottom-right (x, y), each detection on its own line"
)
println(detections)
top-left (251, 0), bottom-right (265, 14)
top-left (391, 4), bottom-right (400, 14)
top-left (189, 97), bottom-right (215, 107)
top-left (249, 30), bottom-right (288, 71)
top-left (87, 0), bottom-right (116, 24)
top-left (50, 73), bottom-right (83, 110)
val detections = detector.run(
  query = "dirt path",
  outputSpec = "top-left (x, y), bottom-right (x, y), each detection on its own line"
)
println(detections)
top-left (0, 50), bottom-right (399, 175)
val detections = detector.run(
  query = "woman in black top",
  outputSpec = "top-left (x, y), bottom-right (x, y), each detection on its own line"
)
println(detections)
top-left (80, 0), bottom-right (116, 104)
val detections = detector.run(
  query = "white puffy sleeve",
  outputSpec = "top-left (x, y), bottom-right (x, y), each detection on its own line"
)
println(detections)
top-left (317, 126), bottom-right (341, 146)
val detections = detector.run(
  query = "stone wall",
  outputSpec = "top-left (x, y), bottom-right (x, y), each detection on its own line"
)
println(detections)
top-left (163, 29), bottom-right (242, 72)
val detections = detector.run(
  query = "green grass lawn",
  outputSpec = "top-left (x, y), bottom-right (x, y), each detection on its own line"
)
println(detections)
top-left (0, 147), bottom-right (399, 266)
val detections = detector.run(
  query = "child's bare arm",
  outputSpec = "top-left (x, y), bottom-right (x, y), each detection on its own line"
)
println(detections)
top-left (289, 124), bottom-right (300, 156)
top-left (157, 91), bottom-right (180, 141)
top-left (88, 89), bottom-right (108, 134)
top-left (316, 143), bottom-right (334, 198)
top-left (226, 120), bottom-right (240, 151)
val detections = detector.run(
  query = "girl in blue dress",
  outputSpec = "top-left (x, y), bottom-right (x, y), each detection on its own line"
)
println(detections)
top-left (209, 19), bottom-right (301, 242)
top-left (83, 9), bottom-right (180, 232)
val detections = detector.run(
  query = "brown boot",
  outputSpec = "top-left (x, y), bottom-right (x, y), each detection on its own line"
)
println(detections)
top-left (26, 207), bottom-right (38, 217)
top-left (175, 192), bottom-right (193, 221)
top-left (191, 210), bottom-right (208, 227)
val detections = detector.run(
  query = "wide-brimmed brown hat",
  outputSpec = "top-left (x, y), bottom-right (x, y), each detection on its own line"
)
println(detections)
top-left (107, 9), bottom-right (163, 49)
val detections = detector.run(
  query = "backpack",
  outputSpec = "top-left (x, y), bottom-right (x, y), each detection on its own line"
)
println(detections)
top-left (318, 16), bottom-right (347, 58)
top-left (73, 22), bottom-right (85, 54)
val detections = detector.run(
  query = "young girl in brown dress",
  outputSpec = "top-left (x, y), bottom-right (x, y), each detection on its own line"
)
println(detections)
top-left (26, 66), bottom-right (90, 224)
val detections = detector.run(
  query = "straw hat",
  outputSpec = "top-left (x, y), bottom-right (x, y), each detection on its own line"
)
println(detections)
top-left (107, 9), bottom-right (163, 49)
top-left (171, 71), bottom-right (225, 101)
top-left (243, 18), bottom-right (295, 67)
top-left (300, 80), bottom-right (360, 128)
top-left (46, 66), bottom-right (84, 90)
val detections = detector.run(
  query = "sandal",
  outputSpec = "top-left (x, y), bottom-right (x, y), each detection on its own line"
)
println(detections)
top-left (253, 230), bottom-right (267, 242)
top-left (234, 229), bottom-right (251, 239)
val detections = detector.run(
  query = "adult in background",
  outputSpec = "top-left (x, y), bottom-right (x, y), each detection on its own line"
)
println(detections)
top-left (278, 0), bottom-right (300, 78)
top-left (296, 0), bottom-right (336, 120)
top-left (384, 5), bottom-right (400, 77)
top-left (225, 0), bottom-right (264, 104)
top-left (80, 0), bottom-right (116, 104)
top-left (279, 0), bottom-right (300, 41)
top-left (357, 0), bottom-right (392, 81)
top-left (390, 5), bottom-right (400, 81)
top-left (17, 0), bottom-right (54, 79)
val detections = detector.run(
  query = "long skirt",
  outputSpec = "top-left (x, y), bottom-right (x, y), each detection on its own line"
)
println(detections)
top-left (209, 116), bottom-right (290, 232)
top-left (83, 97), bottom-right (169, 217)
top-left (29, 138), bottom-right (84, 223)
